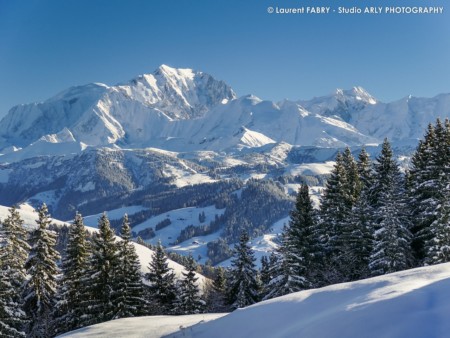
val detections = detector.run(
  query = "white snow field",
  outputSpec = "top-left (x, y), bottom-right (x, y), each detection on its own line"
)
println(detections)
top-left (61, 262), bottom-right (450, 338)
top-left (176, 263), bottom-right (450, 338)
top-left (57, 314), bottom-right (226, 338)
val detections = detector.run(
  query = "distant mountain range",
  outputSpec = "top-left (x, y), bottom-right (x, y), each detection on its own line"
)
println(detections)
top-left (0, 65), bottom-right (448, 265)
top-left (1, 65), bottom-right (449, 160)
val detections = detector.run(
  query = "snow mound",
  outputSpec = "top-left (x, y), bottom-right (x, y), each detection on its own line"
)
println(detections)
top-left (57, 314), bottom-right (226, 338)
top-left (172, 263), bottom-right (450, 338)
top-left (56, 263), bottom-right (450, 338)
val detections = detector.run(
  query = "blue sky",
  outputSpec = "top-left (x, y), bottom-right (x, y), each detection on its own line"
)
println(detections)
top-left (0, 0), bottom-right (449, 116)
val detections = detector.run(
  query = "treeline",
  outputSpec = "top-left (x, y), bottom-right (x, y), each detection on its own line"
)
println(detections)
top-left (0, 207), bottom-right (209, 337)
top-left (227, 118), bottom-right (450, 306)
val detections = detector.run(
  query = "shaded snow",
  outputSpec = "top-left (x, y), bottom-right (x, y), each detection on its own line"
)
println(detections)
top-left (58, 263), bottom-right (450, 338)
top-left (171, 263), bottom-right (450, 338)
top-left (57, 314), bottom-right (226, 338)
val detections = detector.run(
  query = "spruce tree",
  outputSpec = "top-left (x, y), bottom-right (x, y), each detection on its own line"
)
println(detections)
top-left (114, 214), bottom-right (146, 318)
top-left (53, 212), bottom-right (91, 334)
top-left (342, 147), bottom-right (362, 205)
top-left (409, 119), bottom-right (450, 263)
top-left (83, 213), bottom-right (119, 325)
top-left (0, 207), bottom-right (29, 337)
top-left (319, 151), bottom-right (356, 283)
top-left (205, 266), bottom-right (228, 313)
top-left (177, 254), bottom-right (203, 314)
top-left (409, 123), bottom-right (438, 260)
top-left (227, 232), bottom-right (259, 309)
top-left (342, 148), bottom-right (374, 281)
top-left (266, 185), bottom-right (318, 297)
top-left (423, 178), bottom-right (450, 265)
top-left (0, 253), bottom-right (27, 338)
top-left (259, 256), bottom-right (271, 298)
top-left (23, 204), bottom-right (60, 337)
top-left (145, 240), bottom-right (177, 314)
top-left (369, 139), bottom-right (413, 276)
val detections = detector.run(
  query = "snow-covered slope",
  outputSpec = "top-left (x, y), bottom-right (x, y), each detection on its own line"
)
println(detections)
top-left (57, 314), bottom-right (226, 338)
top-left (0, 204), bottom-right (208, 287)
top-left (58, 262), bottom-right (450, 338)
top-left (184, 263), bottom-right (450, 338)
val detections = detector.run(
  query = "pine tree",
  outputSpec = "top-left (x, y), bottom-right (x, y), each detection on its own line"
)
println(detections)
top-left (0, 207), bottom-right (29, 337)
top-left (205, 266), bottom-right (228, 313)
top-left (23, 204), bottom-right (60, 337)
top-left (0, 254), bottom-right (27, 338)
top-left (319, 151), bottom-right (356, 283)
top-left (53, 212), bottom-right (91, 334)
top-left (83, 213), bottom-right (119, 325)
top-left (176, 254), bottom-right (203, 314)
top-left (114, 214), bottom-right (146, 318)
top-left (409, 119), bottom-right (450, 263)
top-left (409, 123), bottom-right (439, 261)
top-left (357, 147), bottom-right (374, 192)
top-left (342, 147), bottom-right (362, 205)
top-left (342, 148), bottom-right (374, 281)
top-left (423, 176), bottom-right (450, 264)
top-left (259, 256), bottom-right (271, 297)
top-left (145, 240), bottom-right (177, 314)
top-left (369, 139), bottom-right (413, 276)
top-left (227, 232), bottom-right (259, 309)
top-left (266, 185), bottom-right (319, 297)
top-left (319, 152), bottom-right (349, 248)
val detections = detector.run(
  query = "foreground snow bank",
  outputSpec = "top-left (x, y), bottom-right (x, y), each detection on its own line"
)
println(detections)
top-left (170, 263), bottom-right (450, 338)
top-left (57, 314), bottom-right (226, 338)
top-left (57, 263), bottom-right (450, 338)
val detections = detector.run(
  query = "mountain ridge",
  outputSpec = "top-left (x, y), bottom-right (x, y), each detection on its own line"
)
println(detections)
top-left (0, 66), bottom-right (449, 157)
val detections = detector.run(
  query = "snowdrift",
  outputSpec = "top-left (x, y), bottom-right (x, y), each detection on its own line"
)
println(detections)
top-left (61, 262), bottom-right (450, 337)
top-left (178, 263), bottom-right (450, 338)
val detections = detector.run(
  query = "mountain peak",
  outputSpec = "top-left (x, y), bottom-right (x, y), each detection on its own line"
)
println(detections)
top-left (335, 86), bottom-right (377, 105)
top-left (154, 64), bottom-right (197, 80)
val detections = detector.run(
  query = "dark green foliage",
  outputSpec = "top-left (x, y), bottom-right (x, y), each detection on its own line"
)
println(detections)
top-left (207, 238), bottom-right (233, 265)
top-left (114, 214), bottom-right (146, 318)
top-left (409, 118), bottom-right (450, 263)
top-left (83, 213), bottom-right (119, 324)
top-left (338, 149), bottom-right (374, 281)
top-left (155, 218), bottom-right (172, 231)
top-left (145, 241), bottom-right (177, 314)
top-left (265, 185), bottom-right (318, 298)
top-left (0, 267), bottom-right (26, 337)
top-left (0, 207), bottom-right (29, 337)
top-left (53, 212), bottom-right (91, 335)
top-left (221, 179), bottom-right (293, 243)
top-left (204, 267), bottom-right (229, 313)
top-left (227, 232), bottom-right (259, 309)
top-left (319, 152), bottom-right (353, 283)
top-left (176, 254), bottom-right (203, 314)
top-left (136, 227), bottom-right (156, 240)
top-left (23, 204), bottom-right (60, 337)
top-left (424, 187), bottom-right (450, 264)
top-left (369, 139), bottom-right (413, 276)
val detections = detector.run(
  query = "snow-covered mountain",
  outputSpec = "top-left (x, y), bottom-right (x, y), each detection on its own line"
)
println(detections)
top-left (0, 65), bottom-right (448, 266)
top-left (0, 65), bottom-right (236, 149)
top-left (59, 262), bottom-right (450, 338)
top-left (1, 65), bottom-right (449, 158)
